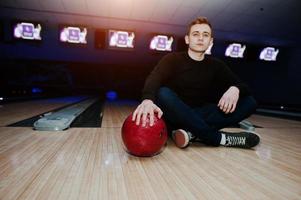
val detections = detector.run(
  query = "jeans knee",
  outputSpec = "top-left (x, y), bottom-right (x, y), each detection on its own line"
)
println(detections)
top-left (248, 96), bottom-right (257, 111)
top-left (156, 87), bottom-right (177, 106)
top-left (241, 96), bottom-right (257, 113)
top-left (156, 87), bottom-right (174, 104)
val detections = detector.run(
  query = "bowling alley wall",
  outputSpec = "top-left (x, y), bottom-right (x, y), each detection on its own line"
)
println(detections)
top-left (0, 10), bottom-right (300, 111)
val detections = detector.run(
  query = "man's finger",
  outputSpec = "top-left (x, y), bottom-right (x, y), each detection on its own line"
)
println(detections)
top-left (225, 102), bottom-right (233, 114)
top-left (154, 106), bottom-right (163, 118)
top-left (222, 101), bottom-right (229, 112)
top-left (142, 112), bottom-right (148, 127)
top-left (132, 109), bottom-right (138, 121)
top-left (225, 101), bottom-right (233, 113)
top-left (218, 98), bottom-right (223, 107)
top-left (219, 99), bottom-right (225, 110)
top-left (158, 109), bottom-right (163, 119)
top-left (136, 110), bottom-right (142, 125)
top-left (149, 111), bottom-right (154, 126)
top-left (133, 104), bottom-right (143, 121)
top-left (230, 102), bottom-right (237, 113)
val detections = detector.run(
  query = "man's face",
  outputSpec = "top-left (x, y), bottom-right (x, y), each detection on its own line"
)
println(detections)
top-left (185, 23), bottom-right (213, 53)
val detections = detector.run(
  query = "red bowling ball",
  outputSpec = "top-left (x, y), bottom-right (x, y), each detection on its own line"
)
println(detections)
top-left (121, 113), bottom-right (168, 157)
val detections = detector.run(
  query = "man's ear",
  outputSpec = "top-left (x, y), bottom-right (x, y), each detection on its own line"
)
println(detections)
top-left (185, 35), bottom-right (189, 45)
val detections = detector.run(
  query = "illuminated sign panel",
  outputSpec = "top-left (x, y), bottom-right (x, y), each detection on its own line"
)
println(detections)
top-left (108, 30), bottom-right (135, 49)
top-left (150, 35), bottom-right (173, 51)
top-left (259, 47), bottom-right (279, 61)
top-left (60, 26), bottom-right (87, 44)
top-left (14, 22), bottom-right (42, 40)
top-left (225, 43), bottom-right (246, 58)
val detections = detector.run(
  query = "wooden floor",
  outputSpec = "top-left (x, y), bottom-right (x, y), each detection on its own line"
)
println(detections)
top-left (0, 98), bottom-right (301, 200)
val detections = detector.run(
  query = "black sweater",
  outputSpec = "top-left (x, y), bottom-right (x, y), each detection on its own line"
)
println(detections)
top-left (142, 51), bottom-right (250, 107)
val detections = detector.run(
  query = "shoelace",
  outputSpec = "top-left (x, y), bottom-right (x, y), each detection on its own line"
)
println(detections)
top-left (225, 136), bottom-right (246, 146)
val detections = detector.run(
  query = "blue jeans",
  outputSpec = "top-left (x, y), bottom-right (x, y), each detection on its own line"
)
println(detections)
top-left (155, 87), bottom-right (257, 146)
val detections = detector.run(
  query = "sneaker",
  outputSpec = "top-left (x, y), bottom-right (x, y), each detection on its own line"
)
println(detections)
top-left (172, 129), bottom-right (195, 149)
top-left (222, 131), bottom-right (260, 149)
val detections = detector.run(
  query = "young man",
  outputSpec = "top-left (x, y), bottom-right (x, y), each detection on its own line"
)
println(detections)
top-left (132, 17), bottom-right (260, 149)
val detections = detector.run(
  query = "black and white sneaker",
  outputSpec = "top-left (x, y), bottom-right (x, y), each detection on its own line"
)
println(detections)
top-left (172, 129), bottom-right (195, 149)
top-left (222, 131), bottom-right (260, 149)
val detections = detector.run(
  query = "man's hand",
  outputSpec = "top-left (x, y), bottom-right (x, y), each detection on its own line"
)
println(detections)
top-left (132, 99), bottom-right (163, 127)
top-left (218, 86), bottom-right (239, 114)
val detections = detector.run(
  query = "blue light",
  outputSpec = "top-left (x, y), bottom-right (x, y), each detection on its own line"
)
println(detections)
top-left (32, 87), bottom-right (42, 93)
top-left (106, 91), bottom-right (118, 101)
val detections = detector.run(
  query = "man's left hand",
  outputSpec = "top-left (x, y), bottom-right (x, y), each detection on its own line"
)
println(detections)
top-left (218, 86), bottom-right (239, 114)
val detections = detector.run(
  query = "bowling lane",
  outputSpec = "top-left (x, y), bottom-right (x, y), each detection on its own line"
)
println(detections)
top-left (101, 100), bottom-right (138, 128)
top-left (0, 101), bottom-right (301, 199)
top-left (0, 96), bottom-right (88, 126)
top-left (248, 114), bottom-right (301, 128)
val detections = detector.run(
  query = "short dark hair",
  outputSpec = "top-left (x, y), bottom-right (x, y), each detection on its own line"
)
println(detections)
top-left (186, 17), bottom-right (213, 37)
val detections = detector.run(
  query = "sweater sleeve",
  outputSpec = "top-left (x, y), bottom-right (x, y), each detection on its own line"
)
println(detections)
top-left (141, 54), bottom-right (175, 101)
top-left (215, 60), bottom-right (251, 97)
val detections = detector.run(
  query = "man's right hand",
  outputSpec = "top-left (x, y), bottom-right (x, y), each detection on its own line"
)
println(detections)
top-left (132, 99), bottom-right (163, 127)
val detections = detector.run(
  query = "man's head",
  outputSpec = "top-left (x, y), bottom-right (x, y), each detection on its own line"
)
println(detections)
top-left (185, 17), bottom-right (213, 53)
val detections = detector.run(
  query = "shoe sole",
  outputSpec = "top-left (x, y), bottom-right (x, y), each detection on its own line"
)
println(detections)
top-left (173, 129), bottom-right (189, 149)
top-left (245, 130), bottom-right (261, 137)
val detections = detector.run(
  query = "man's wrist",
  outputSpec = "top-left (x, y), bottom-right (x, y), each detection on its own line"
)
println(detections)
top-left (142, 99), bottom-right (153, 104)
top-left (230, 86), bottom-right (240, 92)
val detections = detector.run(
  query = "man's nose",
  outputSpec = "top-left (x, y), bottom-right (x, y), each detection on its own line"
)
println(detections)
top-left (197, 36), bottom-right (203, 41)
